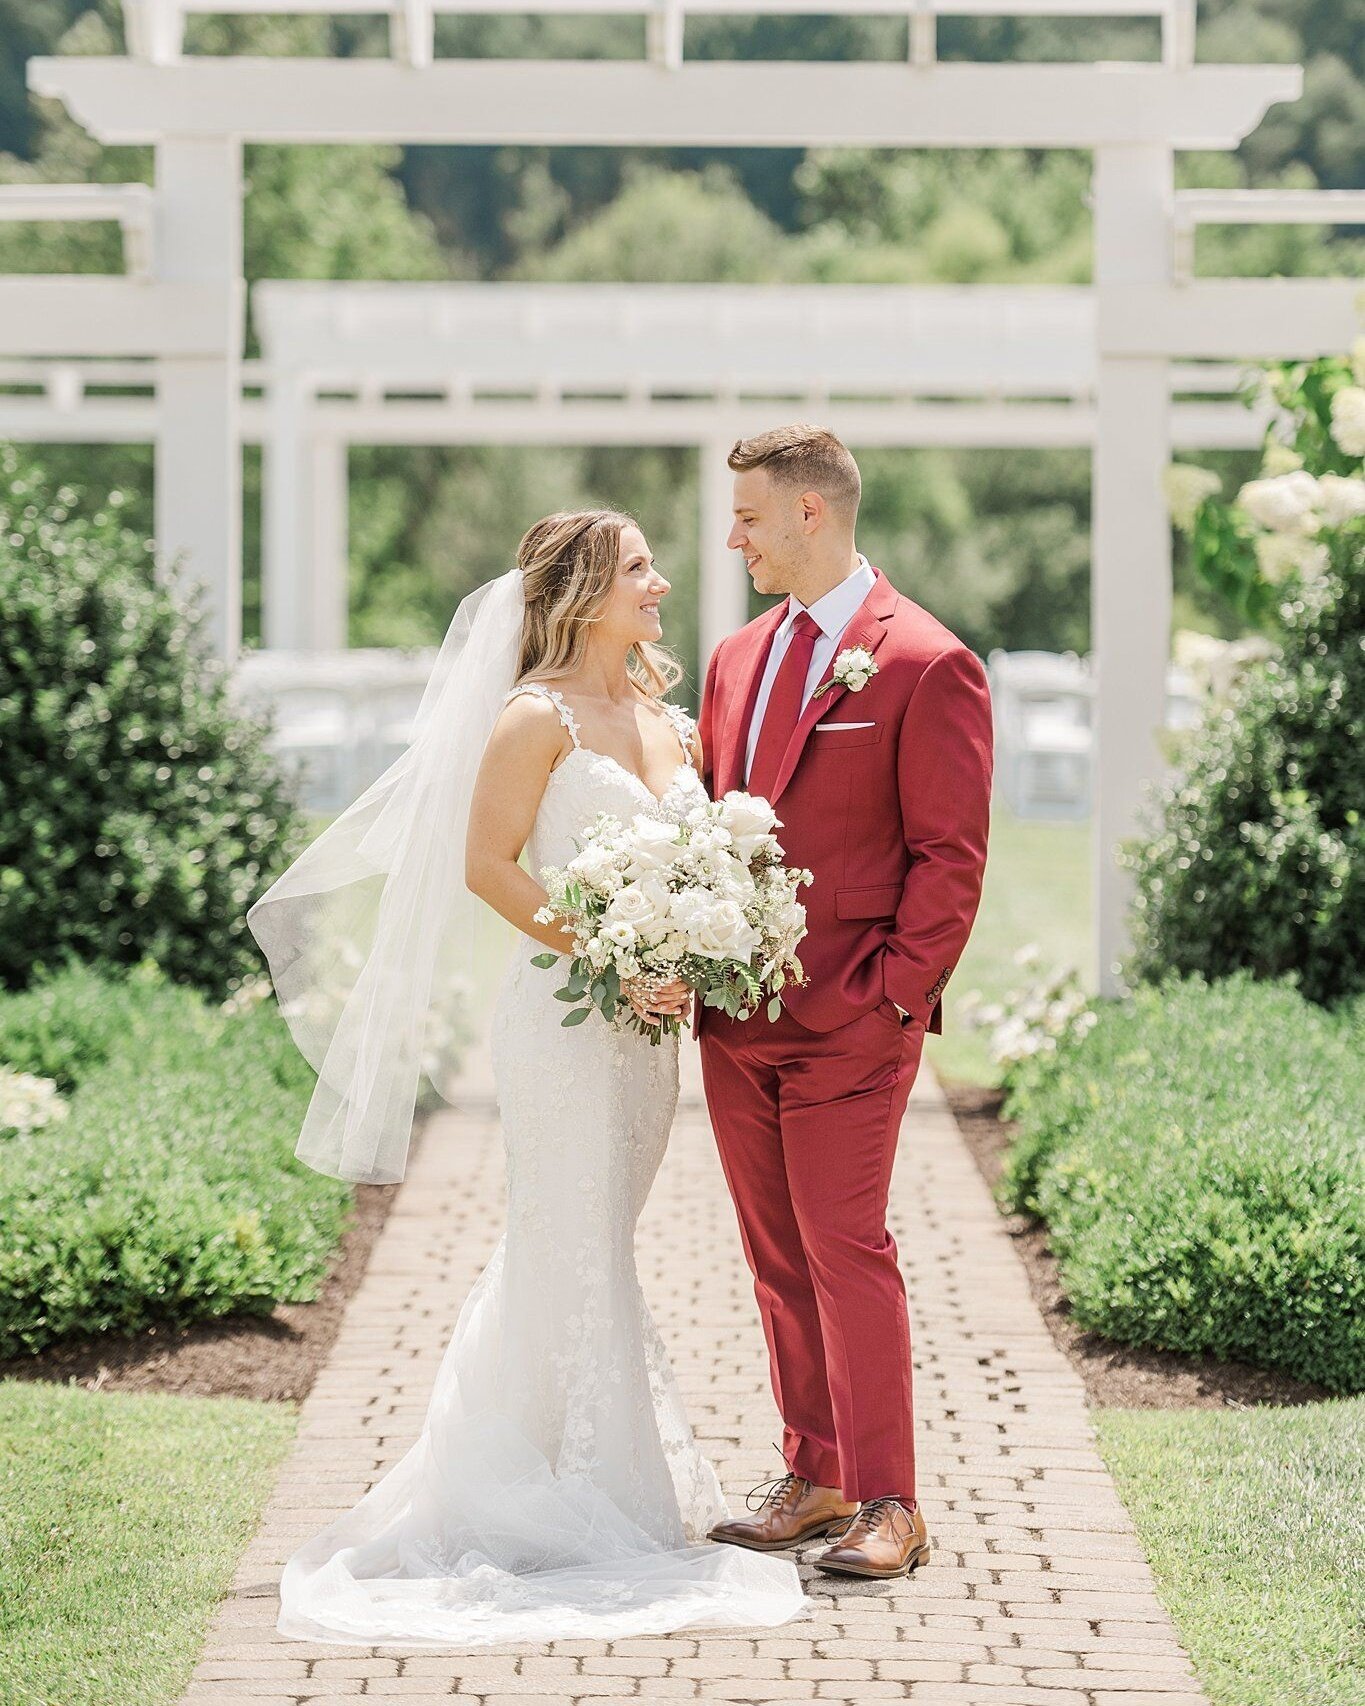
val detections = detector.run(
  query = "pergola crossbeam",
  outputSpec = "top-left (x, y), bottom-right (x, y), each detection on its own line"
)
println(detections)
top-left (28, 58), bottom-right (1301, 149)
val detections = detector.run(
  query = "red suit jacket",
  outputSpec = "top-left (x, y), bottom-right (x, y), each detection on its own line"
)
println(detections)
top-left (697, 567), bottom-right (993, 1036)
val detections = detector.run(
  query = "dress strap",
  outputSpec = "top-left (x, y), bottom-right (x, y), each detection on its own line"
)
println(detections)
top-left (505, 682), bottom-right (582, 749)
top-left (661, 701), bottom-right (698, 768)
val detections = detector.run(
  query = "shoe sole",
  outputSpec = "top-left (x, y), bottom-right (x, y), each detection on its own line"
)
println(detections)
top-left (707, 1518), bottom-right (852, 1553)
top-left (812, 1543), bottom-right (931, 1579)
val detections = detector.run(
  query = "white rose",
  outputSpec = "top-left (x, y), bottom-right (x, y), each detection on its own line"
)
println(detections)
top-left (566, 842), bottom-right (623, 894)
top-left (605, 876), bottom-right (673, 944)
top-left (717, 791), bottom-right (781, 859)
top-left (670, 888), bottom-right (762, 961)
top-left (1237, 470), bottom-right (1322, 534)
top-left (1317, 473), bottom-right (1365, 529)
top-left (1329, 386), bottom-right (1365, 458)
top-left (623, 814), bottom-right (684, 878)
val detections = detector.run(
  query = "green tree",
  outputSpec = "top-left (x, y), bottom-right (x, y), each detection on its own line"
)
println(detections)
top-left (0, 445), bottom-right (303, 997)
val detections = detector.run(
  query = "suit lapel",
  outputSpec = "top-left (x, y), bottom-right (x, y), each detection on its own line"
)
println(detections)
top-left (720, 601), bottom-right (787, 797)
top-left (769, 568), bottom-right (897, 806)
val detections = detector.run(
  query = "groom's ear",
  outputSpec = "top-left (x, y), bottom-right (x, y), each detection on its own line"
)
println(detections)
top-left (798, 490), bottom-right (826, 534)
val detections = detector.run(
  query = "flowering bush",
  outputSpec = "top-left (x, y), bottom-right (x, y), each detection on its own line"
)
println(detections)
top-left (0, 1066), bottom-right (68, 1139)
top-left (1164, 335), bottom-right (1365, 629)
top-left (957, 944), bottom-right (1097, 1089)
top-left (532, 790), bottom-right (811, 1040)
top-left (1136, 333), bottom-right (1365, 1006)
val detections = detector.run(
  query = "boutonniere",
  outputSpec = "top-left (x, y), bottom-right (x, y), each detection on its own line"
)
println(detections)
top-left (812, 646), bottom-right (878, 700)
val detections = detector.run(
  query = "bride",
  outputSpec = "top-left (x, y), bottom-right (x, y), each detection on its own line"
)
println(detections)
top-left (247, 509), bottom-right (807, 1647)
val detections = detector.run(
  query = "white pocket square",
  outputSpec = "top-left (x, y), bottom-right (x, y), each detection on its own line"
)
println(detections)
top-left (815, 720), bottom-right (875, 731)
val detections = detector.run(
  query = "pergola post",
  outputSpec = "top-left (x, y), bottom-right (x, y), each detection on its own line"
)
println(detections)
top-left (1091, 143), bottom-right (1175, 995)
top-left (698, 437), bottom-right (747, 671)
top-left (310, 433), bottom-right (350, 651)
top-left (152, 135), bottom-right (242, 659)
top-left (262, 375), bottom-right (348, 650)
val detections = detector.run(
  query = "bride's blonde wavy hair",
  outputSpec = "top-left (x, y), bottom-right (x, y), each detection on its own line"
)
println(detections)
top-left (514, 508), bottom-right (683, 699)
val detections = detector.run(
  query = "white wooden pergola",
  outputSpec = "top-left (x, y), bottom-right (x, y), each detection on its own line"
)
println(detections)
top-left (11, 0), bottom-right (1365, 990)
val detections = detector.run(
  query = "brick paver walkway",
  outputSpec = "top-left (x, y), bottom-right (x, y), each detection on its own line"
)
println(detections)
top-left (181, 1042), bottom-right (1207, 1706)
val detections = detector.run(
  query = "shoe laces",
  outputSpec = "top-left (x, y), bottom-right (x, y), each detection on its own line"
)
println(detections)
top-left (745, 1470), bottom-right (808, 1514)
top-left (828, 1496), bottom-right (916, 1542)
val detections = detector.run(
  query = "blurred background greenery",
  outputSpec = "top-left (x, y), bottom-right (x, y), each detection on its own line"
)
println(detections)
top-left (2, 0), bottom-right (1363, 692)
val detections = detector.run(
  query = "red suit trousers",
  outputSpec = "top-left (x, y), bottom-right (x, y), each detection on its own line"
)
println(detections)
top-left (698, 996), bottom-right (923, 1504)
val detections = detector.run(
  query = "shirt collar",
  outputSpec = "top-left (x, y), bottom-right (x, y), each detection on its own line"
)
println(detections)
top-left (782, 554), bottom-right (877, 641)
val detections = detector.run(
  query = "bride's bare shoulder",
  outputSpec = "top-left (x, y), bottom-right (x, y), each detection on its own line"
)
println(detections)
top-left (489, 683), bottom-right (575, 760)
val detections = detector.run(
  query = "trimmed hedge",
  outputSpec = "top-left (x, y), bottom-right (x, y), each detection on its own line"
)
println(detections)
top-left (1000, 973), bottom-right (1365, 1393)
top-left (0, 964), bottom-right (348, 1359)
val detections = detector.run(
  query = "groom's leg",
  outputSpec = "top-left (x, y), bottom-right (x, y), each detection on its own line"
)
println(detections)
top-left (699, 1022), bottom-right (842, 1489)
top-left (778, 1004), bottom-right (923, 1505)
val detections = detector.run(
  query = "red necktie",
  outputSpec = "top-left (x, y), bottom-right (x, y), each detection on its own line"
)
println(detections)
top-left (747, 610), bottom-right (821, 801)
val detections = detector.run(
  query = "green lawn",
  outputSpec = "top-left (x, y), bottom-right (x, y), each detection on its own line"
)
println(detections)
top-left (927, 803), bottom-right (1092, 1086)
top-left (1095, 1401), bottom-right (1365, 1706)
top-left (0, 1379), bottom-right (297, 1706)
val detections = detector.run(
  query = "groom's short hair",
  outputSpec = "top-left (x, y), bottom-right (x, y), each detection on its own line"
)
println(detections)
top-left (727, 424), bottom-right (861, 519)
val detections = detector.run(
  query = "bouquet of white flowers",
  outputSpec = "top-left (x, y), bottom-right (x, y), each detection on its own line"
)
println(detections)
top-left (531, 791), bottom-right (812, 1041)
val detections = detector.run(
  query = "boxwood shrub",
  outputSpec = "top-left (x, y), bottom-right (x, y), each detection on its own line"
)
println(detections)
top-left (0, 964), bottom-right (349, 1359)
top-left (0, 448), bottom-right (303, 1001)
top-left (1000, 973), bottom-right (1365, 1393)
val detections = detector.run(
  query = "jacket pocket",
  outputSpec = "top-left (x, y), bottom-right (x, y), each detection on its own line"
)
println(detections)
top-left (835, 883), bottom-right (902, 920)
top-left (812, 721), bottom-right (881, 748)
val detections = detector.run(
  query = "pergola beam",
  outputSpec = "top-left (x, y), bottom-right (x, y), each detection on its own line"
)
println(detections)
top-left (29, 58), bottom-right (1300, 149)
top-left (1102, 279), bottom-right (1365, 357)
top-left (0, 278), bottom-right (236, 355)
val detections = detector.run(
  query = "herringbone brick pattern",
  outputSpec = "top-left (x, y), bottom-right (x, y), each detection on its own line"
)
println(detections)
top-left (179, 1043), bottom-right (1206, 1706)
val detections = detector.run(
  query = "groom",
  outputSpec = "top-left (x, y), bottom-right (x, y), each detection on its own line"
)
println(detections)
top-left (696, 424), bottom-right (993, 1578)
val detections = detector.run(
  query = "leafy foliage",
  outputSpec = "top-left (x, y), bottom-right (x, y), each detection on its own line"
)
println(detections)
top-left (0, 448), bottom-right (303, 998)
top-left (1000, 974), bottom-right (1365, 1392)
top-left (1125, 505), bottom-right (1365, 1005)
top-left (0, 963), bottom-right (346, 1360)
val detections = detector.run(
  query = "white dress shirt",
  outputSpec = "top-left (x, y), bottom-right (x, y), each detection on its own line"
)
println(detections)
top-left (743, 555), bottom-right (877, 784)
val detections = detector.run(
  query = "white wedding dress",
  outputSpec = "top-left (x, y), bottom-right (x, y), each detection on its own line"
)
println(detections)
top-left (275, 683), bottom-right (806, 1648)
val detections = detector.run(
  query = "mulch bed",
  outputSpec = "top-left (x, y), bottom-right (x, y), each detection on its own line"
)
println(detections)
top-left (943, 1083), bottom-right (1332, 1411)
top-left (0, 1156), bottom-right (410, 1406)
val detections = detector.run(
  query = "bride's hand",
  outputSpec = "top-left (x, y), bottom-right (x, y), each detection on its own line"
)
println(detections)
top-left (623, 974), bottom-right (692, 1026)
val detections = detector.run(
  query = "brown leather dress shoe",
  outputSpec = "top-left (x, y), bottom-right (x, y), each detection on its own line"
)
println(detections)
top-left (708, 1472), bottom-right (858, 1553)
top-left (812, 1497), bottom-right (930, 1578)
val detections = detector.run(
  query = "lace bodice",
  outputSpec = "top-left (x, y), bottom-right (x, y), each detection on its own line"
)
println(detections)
top-left (505, 682), bottom-right (708, 876)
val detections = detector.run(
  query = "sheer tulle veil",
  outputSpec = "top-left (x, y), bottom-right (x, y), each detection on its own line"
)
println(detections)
top-left (247, 568), bottom-right (526, 1185)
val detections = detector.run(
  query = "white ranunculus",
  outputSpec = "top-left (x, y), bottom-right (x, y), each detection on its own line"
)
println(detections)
top-left (1237, 470), bottom-right (1322, 534)
top-left (1330, 386), bottom-right (1365, 458)
top-left (1317, 473), bottom-right (1365, 529)
top-left (1161, 462), bottom-right (1222, 531)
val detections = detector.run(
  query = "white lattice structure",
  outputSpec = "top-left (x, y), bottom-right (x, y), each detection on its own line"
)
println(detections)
top-left (12, 0), bottom-right (1365, 986)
